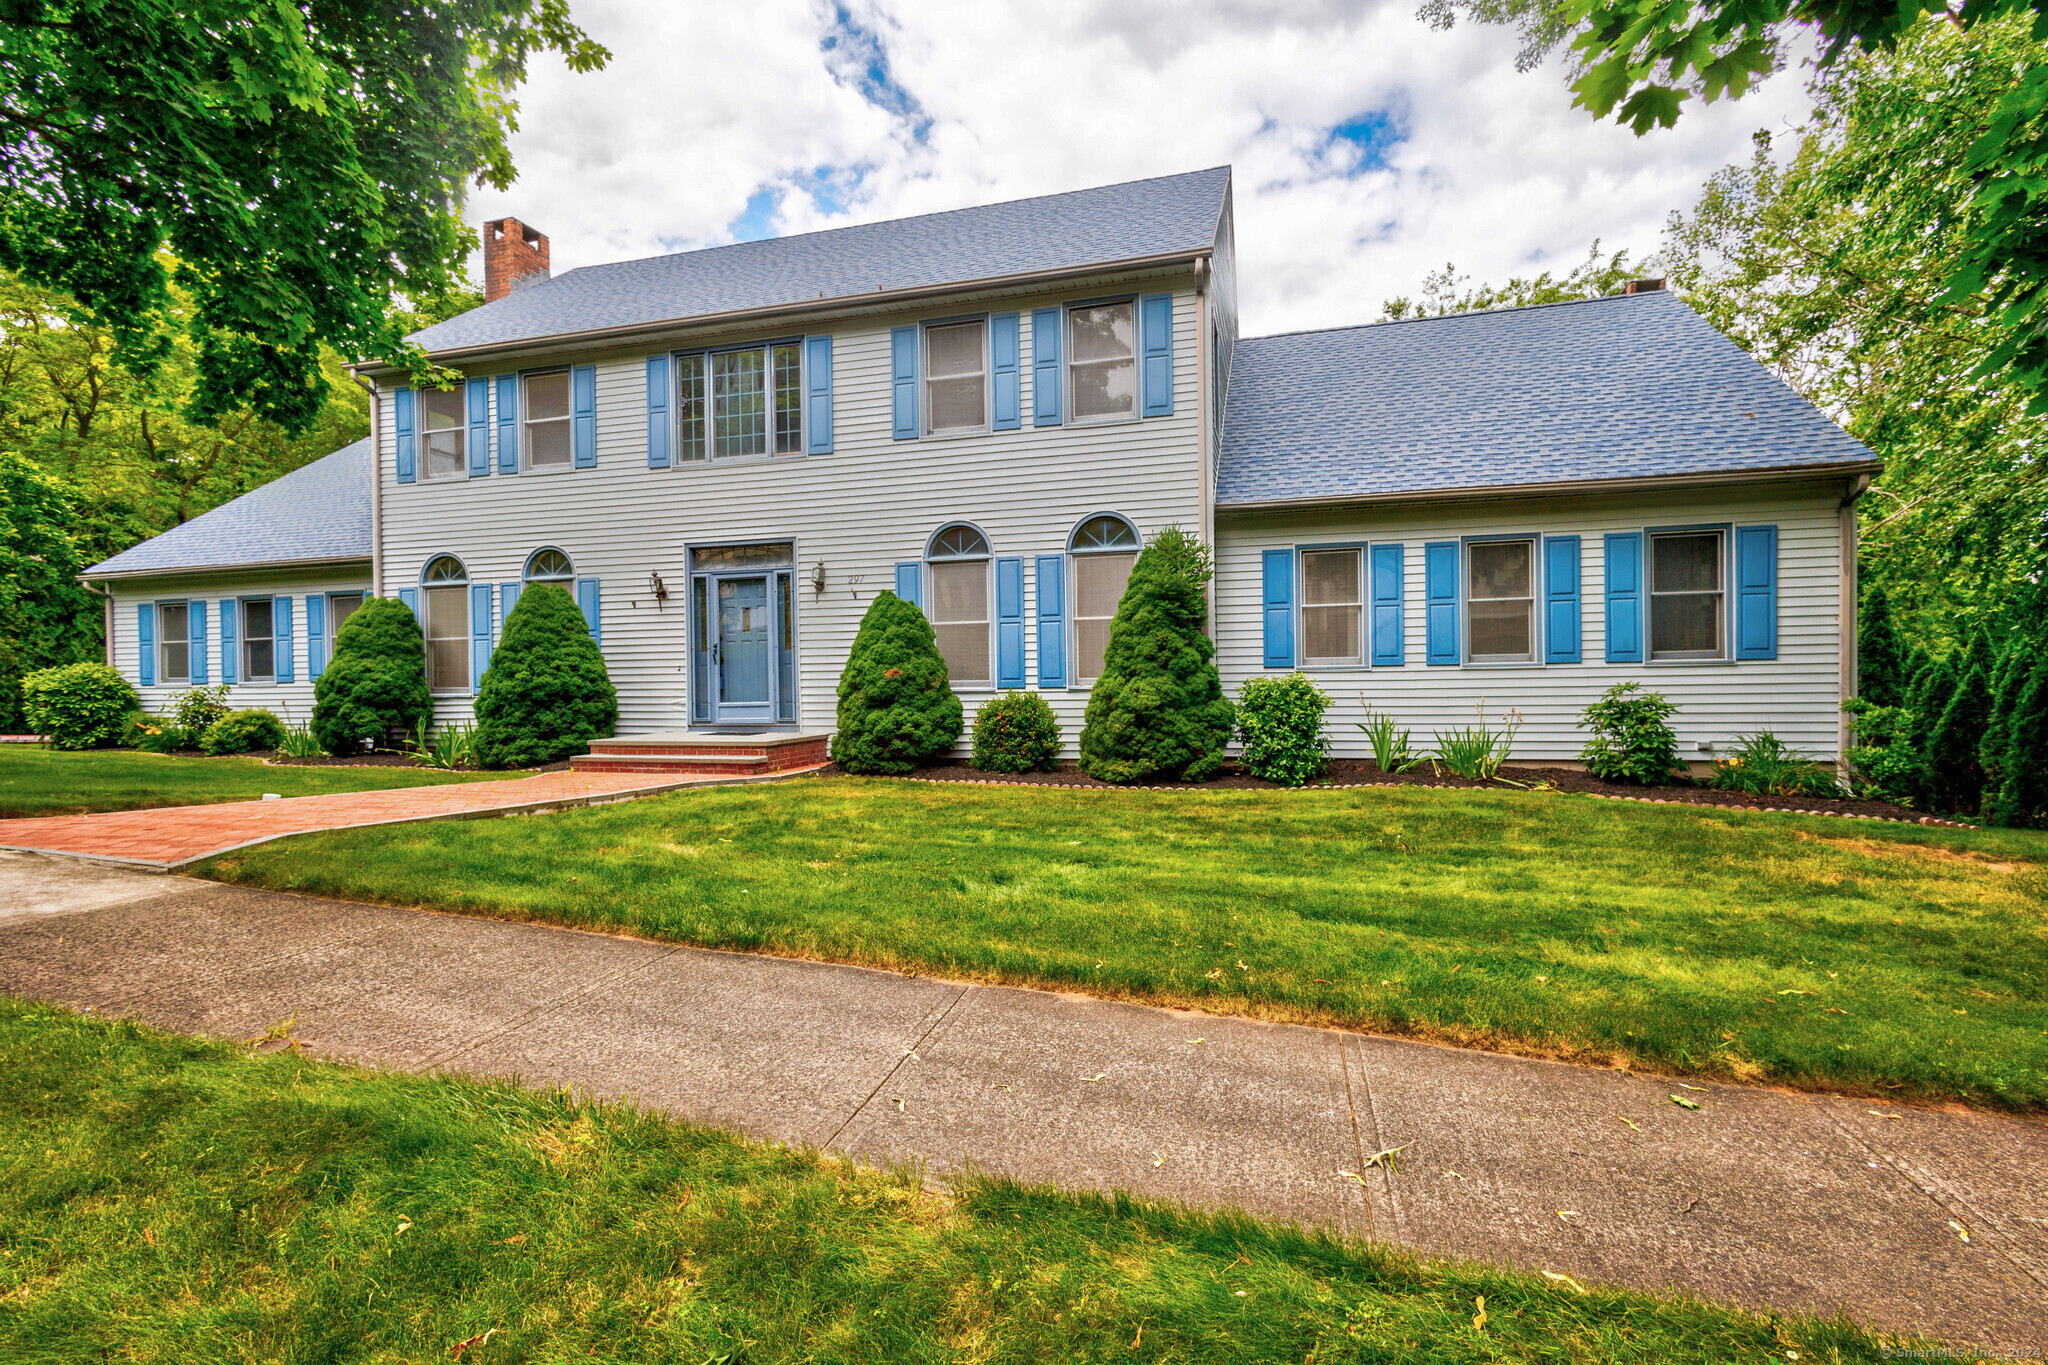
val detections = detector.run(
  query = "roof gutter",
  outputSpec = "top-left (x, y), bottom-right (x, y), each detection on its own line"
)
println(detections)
top-left (386, 247), bottom-right (1215, 370)
top-left (80, 554), bottom-right (373, 584)
top-left (1215, 459), bottom-right (1887, 515)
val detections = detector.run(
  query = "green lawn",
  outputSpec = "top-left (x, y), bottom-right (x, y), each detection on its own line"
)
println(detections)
top-left (200, 777), bottom-right (2048, 1110)
top-left (0, 999), bottom-right (1893, 1361)
top-left (0, 746), bottom-right (518, 818)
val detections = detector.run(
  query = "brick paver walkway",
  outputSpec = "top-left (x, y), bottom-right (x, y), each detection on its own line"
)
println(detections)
top-left (0, 767), bottom-right (816, 869)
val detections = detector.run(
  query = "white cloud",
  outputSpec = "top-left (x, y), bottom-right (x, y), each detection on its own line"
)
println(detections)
top-left (466, 0), bottom-right (1816, 336)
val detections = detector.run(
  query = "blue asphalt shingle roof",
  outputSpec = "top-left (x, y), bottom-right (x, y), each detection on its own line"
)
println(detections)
top-left (1215, 290), bottom-right (1878, 506)
top-left (83, 438), bottom-right (372, 578)
top-left (410, 168), bottom-right (1232, 353)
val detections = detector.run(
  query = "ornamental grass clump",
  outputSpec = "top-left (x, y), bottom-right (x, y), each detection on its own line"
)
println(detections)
top-left (312, 596), bottom-right (431, 756)
top-left (1235, 673), bottom-right (1330, 786)
top-left (1356, 700), bottom-right (1426, 774)
top-left (472, 584), bottom-right (617, 769)
top-left (1077, 526), bottom-right (1234, 784)
top-left (1577, 682), bottom-right (1680, 786)
top-left (21, 662), bottom-right (136, 749)
top-left (831, 590), bottom-right (962, 775)
top-left (970, 691), bottom-right (1061, 773)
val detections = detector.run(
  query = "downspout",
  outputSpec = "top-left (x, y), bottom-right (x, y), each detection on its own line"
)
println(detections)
top-left (1838, 472), bottom-right (1872, 772)
top-left (351, 368), bottom-right (383, 597)
top-left (1193, 257), bottom-right (1214, 641)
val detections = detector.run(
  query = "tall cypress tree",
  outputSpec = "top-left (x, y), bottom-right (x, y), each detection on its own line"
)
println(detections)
top-left (1986, 658), bottom-right (2048, 829)
top-left (1858, 586), bottom-right (1907, 707)
top-left (1980, 634), bottom-right (2029, 803)
top-left (1925, 656), bottom-right (1995, 814)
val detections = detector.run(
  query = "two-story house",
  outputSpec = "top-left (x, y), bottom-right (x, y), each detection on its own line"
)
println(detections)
top-left (84, 167), bottom-right (1880, 772)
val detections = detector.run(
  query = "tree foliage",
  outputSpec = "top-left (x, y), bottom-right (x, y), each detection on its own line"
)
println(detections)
top-left (473, 583), bottom-right (617, 769)
top-left (0, 450), bottom-right (97, 729)
top-left (1857, 585), bottom-right (1906, 707)
top-left (1379, 242), bottom-right (1650, 321)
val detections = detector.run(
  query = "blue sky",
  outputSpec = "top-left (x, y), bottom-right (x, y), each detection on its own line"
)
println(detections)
top-left (469, 0), bottom-right (1816, 337)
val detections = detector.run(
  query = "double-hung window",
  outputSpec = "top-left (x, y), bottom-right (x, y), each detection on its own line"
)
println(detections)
top-left (241, 598), bottom-right (275, 681)
top-left (925, 321), bottom-right (986, 433)
top-left (329, 593), bottom-right (363, 637)
top-left (1069, 514), bottom-right (1140, 683)
top-left (158, 601), bottom-right (190, 684)
top-left (927, 523), bottom-right (991, 688)
top-left (1466, 538), bottom-right (1536, 664)
top-left (421, 389), bottom-right (465, 479)
top-left (524, 370), bottom-right (572, 470)
top-left (674, 342), bottom-right (803, 460)
top-left (1650, 529), bottom-right (1725, 660)
top-left (422, 556), bottom-right (470, 691)
top-left (1301, 548), bottom-right (1364, 666)
top-left (1067, 300), bottom-right (1137, 423)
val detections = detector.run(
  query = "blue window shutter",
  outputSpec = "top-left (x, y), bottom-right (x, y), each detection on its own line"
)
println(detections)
top-left (495, 374), bottom-right (518, 474)
top-left (806, 334), bottom-right (834, 453)
top-left (306, 595), bottom-right (327, 678)
top-left (1261, 548), bottom-right (1295, 668)
top-left (890, 326), bottom-right (919, 439)
top-left (1544, 535), bottom-right (1581, 665)
top-left (466, 377), bottom-right (490, 476)
top-left (572, 364), bottom-right (597, 467)
top-left (274, 595), bottom-right (295, 683)
top-left (1370, 543), bottom-right (1404, 666)
top-left (471, 583), bottom-right (493, 694)
top-left (1735, 525), bottom-right (1778, 660)
top-left (216, 599), bottom-right (235, 684)
top-left (574, 577), bottom-right (601, 645)
top-left (1424, 542), bottom-right (1459, 665)
top-left (645, 355), bottom-right (671, 468)
top-left (1031, 307), bottom-right (1062, 426)
top-left (990, 313), bottom-right (1020, 430)
top-left (1141, 294), bottom-right (1174, 418)
top-left (190, 600), bottom-right (209, 685)
top-left (1034, 554), bottom-right (1066, 687)
top-left (894, 561), bottom-right (921, 609)
top-left (1604, 533), bottom-right (1643, 664)
top-left (393, 387), bottom-right (416, 483)
top-left (137, 604), bottom-right (155, 686)
top-left (499, 581), bottom-right (521, 634)
top-left (995, 556), bottom-right (1025, 688)
top-left (398, 587), bottom-right (419, 620)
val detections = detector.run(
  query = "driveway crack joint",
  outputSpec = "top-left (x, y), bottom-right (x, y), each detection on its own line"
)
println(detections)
top-left (421, 944), bottom-right (688, 1070)
top-left (825, 985), bottom-right (972, 1151)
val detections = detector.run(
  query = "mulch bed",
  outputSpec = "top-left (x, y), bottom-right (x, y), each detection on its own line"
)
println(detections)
top-left (835, 758), bottom-right (1955, 825)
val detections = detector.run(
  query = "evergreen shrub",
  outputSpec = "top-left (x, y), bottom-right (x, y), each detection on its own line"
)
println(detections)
top-left (1986, 658), bottom-right (2048, 829)
top-left (1077, 526), bottom-right (1234, 784)
top-left (970, 691), bottom-right (1061, 773)
top-left (1576, 682), bottom-right (1680, 785)
top-left (831, 590), bottom-right (963, 775)
top-left (1925, 649), bottom-right (1994, 813)
top-left (312, 596), bottom-right (432, 756)
top-left (1980, 635), bottom-right (2031, 804)
top-left (1843, 700), bottom-right (1924, 805)
top-left (1234, 673), bottom-right (1331, 787)
top-left (200, 708), bottom-right (287, 756)
top-left (1857, 586), bottom-right (1908, 708)
top-left (21, 662), bottom-right (136, 749)
top-left (473, 584), bottom-right (618, 769)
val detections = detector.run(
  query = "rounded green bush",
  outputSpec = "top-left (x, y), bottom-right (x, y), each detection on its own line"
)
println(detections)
top-left (472, 584), bottom-right (619, 769)
top-left (312, 596), bottom-right (432, 756)
top-left (971, 691), bottom-right (1061, 773)
top-left (21, 662), bottom-right (137, 749)
top-left (199, 708), bottom-right (288, 756)
top-left (1234, 673), bottom-right (1330, 786)
top-left (831, 590), bottom-right (962, 775)
top-left (1577, 682), bottom-right (1680, 786)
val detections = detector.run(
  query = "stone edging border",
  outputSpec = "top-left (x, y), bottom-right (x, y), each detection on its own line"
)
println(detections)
top-left (873, 773), bottom-right (1973, 828)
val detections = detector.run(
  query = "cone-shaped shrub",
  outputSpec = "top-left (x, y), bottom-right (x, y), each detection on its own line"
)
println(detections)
top-left (472, 584), bottom-right (619, 769)
top-left (1986, 657), bottom-right (2048, 829)
top-left (1858, 586), bottom-right (1907, 707)
top-left (1078, 526), bottom-right (1234, 784)
top-left (1925, 657), bottom-right (1994, 814)
top-left (1980, 634), bottom-right (2032, 802)
top-left (312, 596), bottom-right (432, 756)
top-left (831, 590), bottom-right (962, 775)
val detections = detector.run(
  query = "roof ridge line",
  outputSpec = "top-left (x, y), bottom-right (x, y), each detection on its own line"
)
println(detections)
top-left (1240, 290), bottom-right (1667, 346)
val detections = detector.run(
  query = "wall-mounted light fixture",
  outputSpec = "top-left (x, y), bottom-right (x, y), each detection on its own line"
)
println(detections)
top-left (810, 561), bottom-right (826, 595)
top-left (648, 571), bottom-right (669, 610)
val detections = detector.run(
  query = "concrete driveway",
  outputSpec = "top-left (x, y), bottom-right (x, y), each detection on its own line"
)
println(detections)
top-left (1, 849), bottom-right (2042, 1348)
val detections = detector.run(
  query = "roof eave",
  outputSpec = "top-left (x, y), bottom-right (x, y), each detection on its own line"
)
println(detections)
top-left (386, 247), bottom-right (1216, 370)
top-left (80, 553), bottom-right (373, 583)
top-left (1214, 459), bottom-right (1886, 514)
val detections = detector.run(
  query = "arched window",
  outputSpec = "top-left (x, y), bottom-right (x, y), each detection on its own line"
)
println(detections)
top-left (420, 556), bottom-right (469, 691)
top-left (1068, 514), bottom-right (1140, 683)
top-left (925, 523), bottom-right (991, 687)
top-left (526, 547), bottom-right (574, 588)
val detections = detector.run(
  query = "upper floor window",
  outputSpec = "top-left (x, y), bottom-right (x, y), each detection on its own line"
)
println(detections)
top-left (927, 523), bottom-right (991, 688)
top-left (421, 388), bottom-right (465, 479)
top-left (1301, 548), bottom-right (1363, 666)
top-left (524, 370), bottom-right (572, 470)
top-left (241, 597), bottom-right (275, 681)
top-left (158, 601), bottom-right (190, 685)
top-left (422, 555), bottom-right (470, 691)
top-left (1467, 539), bottom-right (1535, 664)
top-left (925, 320), bottom-right (986, 434)
top-left (526, 547), bottom-right (574, 589)
top-left (1650, 530), bottom-right (1724, 660)
top-left (1069, 514), bottom-right (1139, 683)
top-left (1068, 300), bottom-right (1136, 423)
top-left (675, 342), bottom-right (803, 461)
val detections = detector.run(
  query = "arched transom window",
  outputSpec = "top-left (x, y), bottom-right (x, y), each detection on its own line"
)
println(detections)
top-left (420, 556), bottom-right (469, 691)
top-left (928, 523), bottom-right (990, 560)
top-left (926, 523), bottom-right (991, 687)
top-left (1068, 515), bottom-right (1140, 684)
top-left (526, 547), bottom-right (574, 587)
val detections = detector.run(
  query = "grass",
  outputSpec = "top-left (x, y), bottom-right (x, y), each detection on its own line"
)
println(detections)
top-left (0, 998), bottom-right (1895, 1361)
top-left (200, 777), bottom-right (2048, 1110)
top-left (0, 745), bottom-right (519, 818)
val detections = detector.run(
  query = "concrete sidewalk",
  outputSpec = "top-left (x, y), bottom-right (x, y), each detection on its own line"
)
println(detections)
top-left (1, 851), bottom-right (2041, 1347)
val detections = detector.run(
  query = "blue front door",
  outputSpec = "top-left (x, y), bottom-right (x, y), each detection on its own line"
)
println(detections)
top-left (717, 575), bottom-right (772, 721)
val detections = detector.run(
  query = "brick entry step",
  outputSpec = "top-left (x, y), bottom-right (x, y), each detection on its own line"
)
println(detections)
top-left (570, 731), bottom-right (832, 777)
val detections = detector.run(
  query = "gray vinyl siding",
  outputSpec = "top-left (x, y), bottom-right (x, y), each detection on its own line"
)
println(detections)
top-left (377, 283), bottom-right (1206, 750)
top-left (106, 566), bottom-right (374, 724)
top-left (1215, 482), bottom-right (1848, 761)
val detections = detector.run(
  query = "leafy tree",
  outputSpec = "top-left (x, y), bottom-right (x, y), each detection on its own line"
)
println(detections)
top-left (311, 596), bottom-right (431, 756)
top-left (1379, 242), bottom-right (1650, 320)
top-left (830, 591), bottom-right (963, 776)
top-left (1857, 585), bottom-right (1907, 707)
top-left (1986, 657), bottom-right (2048, 828)
top-left (0, 0), bottom-right (607, 431)
top-left (473, 584), bottom-right (618, 769)
top-left (1078, 526), bottom-right (1234, 784)
top-left (0, 451), bottom-right (100, 729)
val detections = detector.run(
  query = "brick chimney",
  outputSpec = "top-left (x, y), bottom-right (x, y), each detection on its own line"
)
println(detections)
top-left (482, 217), bottom-right (549, 302)
top-left (1623, 277), bottom-right (1666, 294)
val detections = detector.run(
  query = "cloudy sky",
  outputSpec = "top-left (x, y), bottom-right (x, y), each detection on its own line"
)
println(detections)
top-left (468, 0), bottom-right (1816, 338)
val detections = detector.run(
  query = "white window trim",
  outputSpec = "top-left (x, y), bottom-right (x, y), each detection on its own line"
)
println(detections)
top-left (521, 368), bottom-right (574, 476)
top-left (926, 523), bottom-right (994, 690)
top-left (1646, 525), bottom-right (1730, 664)
top-left (421, 557), bottom-right (471, 694)
top-left (922, 317), bottom-right (990, 438)
top-left (1064, 297), bottom-right (1141, 428)
top-left (155, 599), bottom-right (192, 687)
top-left (670, 340), bottom-right (807, 465)
top-left (1298, 543), bottom-right (1368, 669)
top-left (240, 595), bottom-right (277, 683)
top-left (1463, 535), bottom-right (1539, 667)
top-left (419, 387), bottom-right (468, 481)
